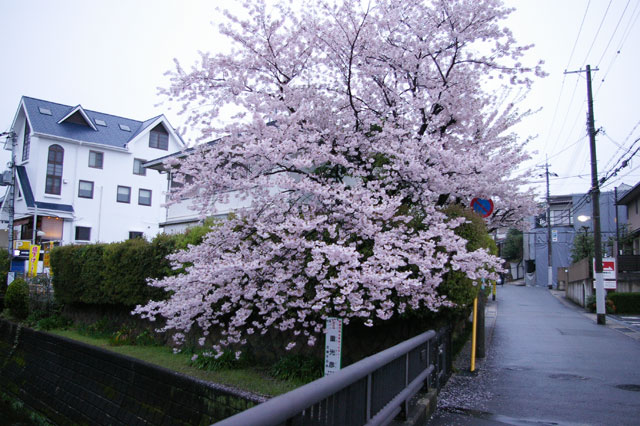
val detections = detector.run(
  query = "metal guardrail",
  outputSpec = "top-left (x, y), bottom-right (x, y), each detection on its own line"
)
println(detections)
top-left (214, 327), bottom-right (450, 426)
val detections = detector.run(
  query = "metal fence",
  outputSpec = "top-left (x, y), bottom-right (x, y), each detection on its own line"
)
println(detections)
top-left (214, 327), bottom-right (451, 426)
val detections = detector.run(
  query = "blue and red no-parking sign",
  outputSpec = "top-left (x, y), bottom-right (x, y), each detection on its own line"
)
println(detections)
top-left (470, 198), bottom-right (494, 218)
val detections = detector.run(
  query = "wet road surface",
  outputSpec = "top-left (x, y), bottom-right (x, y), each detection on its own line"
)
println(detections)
top-left (428, 285), bottom-right (640, 425)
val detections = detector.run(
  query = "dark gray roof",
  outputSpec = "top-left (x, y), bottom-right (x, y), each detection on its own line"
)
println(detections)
top-left (143, 139), bottom-right (220, 171)
top-left (617, 182), bottom-right (639, 206)
top-left (16, 166), bottom-right (73, 213)
top-left (21, 96), bottom-right (163, 149)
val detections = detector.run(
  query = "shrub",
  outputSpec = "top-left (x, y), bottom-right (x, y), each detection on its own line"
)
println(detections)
top-left (109, 323), bottom-right (137, 346)
top-left (269, 354), bottom-right (323, 382)
top-left (0, 249), bottom-right (10, 297)
top-left (36, 314), bottom-right (73, 331)
top-left (5, 278), bottom-right (29, 320)
top-left (77, 317), bottom-right (118, 339)
top-left (190, 349), bottom-right (253, 371)
top-left (49, 222), bottom-right (220, 307)
top-left (438, 205), bottom-right (498, 308)
top-left (608, 292), bottom-right (640, 314)
top-left (586, 295), bottom-right (615, 314)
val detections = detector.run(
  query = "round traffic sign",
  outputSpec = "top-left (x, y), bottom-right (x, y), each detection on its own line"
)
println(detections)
top-left (471, 198), bottom-right (494, 218)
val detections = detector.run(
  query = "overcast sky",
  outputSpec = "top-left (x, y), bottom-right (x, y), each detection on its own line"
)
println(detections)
top-left (1, 0), bottom-right (639, 201)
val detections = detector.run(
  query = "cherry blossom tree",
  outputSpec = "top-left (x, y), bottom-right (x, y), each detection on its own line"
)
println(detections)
top-left (134, 0), bottom-right (543, 356)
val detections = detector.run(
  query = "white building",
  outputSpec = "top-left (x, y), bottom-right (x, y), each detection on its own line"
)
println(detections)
top-left (144, 141), bottom-right (251, 234)
top-left (1, 96), bottom-right (185, 246)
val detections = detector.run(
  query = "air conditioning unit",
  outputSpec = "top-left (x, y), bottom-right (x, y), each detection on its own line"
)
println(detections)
top-left (0, 170), bottom-right (11, 186)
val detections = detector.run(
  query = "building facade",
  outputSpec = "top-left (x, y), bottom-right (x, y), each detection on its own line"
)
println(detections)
top-left (523, 189), bottom-right (628, 288)
top-left (617, 182), bottom-right (640, 254)
top-left (1, 96), bottom-right (185, 246)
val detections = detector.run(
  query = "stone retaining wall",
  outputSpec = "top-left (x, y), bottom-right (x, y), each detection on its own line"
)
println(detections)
top-left (0, 319), bottom-right (266, 425)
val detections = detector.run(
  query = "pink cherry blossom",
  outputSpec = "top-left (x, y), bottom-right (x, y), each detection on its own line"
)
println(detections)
top-left (134, 0), bottom-right (541, 353)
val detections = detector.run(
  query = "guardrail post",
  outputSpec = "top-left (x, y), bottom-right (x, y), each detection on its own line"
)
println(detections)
top-left (400, 352), bottom-right (409, 420)
top-left (366, 373), bottom-right (372, 421)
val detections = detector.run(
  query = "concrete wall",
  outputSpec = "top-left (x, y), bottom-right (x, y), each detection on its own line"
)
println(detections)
top-left (0, 320), bottom-right (265, 425)
top-left (566, 280), bottom-right (593, 307)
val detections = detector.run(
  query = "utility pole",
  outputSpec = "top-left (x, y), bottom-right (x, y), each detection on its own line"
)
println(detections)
top-left (615, 187), bottom-right (620, 255)
top-left (539, 160), bottom-right (557, 289)
top-left (0, 131), bottom-right (16, 268)
top-left (566, 64), bottom-right (605, 325)
top-left (545, 161), bottom-right (553, 290)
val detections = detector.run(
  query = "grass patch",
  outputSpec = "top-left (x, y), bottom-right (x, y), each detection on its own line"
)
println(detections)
top-left (48, 328), bottom-right (304, 396)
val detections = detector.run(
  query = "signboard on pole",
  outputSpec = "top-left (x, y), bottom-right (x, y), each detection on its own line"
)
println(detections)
top-left (324, 317), bottom-right (343, 376)
top-left (552, 229), bottom-right (558, 242)
top-left (13, 240), bottom-right (31, 258)
top-left (28, 244), bottom-right (40, 277)
top-left (593, 257), bottom-right (616, 289)
top-left (43, 241), bottom-right (54, 269)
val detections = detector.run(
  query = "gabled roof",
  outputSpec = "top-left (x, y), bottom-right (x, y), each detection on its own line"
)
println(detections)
top-left (18, 96), bottom-right (182, 150)
top-left (617, 181), bottom-right (639, 206)
top-left (143, 139), bottom-right (220, 171)
top-left (57, 105), bottom-right (97, 131)
top-left (15, 166), bottom-right (73, 213)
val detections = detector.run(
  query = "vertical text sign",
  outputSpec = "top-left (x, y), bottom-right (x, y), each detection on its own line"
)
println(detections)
top-left (324, 317), bottom-right (343, 376)
top-left (28, 244), bottom-right (40, 277)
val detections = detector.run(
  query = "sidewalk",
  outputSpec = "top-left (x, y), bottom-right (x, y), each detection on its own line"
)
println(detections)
top-left (429, 284), bottom-right (640, 425)
top-left (550, 289), bottom-right (640, 343)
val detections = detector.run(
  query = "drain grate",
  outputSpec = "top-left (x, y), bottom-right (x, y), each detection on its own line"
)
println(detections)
top-left (616, 384), bottom-right (640, 392)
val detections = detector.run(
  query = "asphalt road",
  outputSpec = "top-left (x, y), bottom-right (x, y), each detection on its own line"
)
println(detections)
top-left (428, 284), bottom-right (640, 426)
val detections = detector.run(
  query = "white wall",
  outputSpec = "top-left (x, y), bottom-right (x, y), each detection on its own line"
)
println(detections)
top-left (13, 115), bottom-right (183, 244)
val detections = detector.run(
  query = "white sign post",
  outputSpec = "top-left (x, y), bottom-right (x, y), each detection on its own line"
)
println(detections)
top-left (324, 317), bottom-right (343, 376)
top-left (593, 257), bottom-right (617, 290)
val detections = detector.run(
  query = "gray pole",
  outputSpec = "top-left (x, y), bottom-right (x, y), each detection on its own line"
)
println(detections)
top-left (7, 132), bottom-right (16, 268)
top-left (586, 64), bottom-right (606, 325)
top-left (615, 187), bottom-right (620, 255)
top-left (546, 161), bottom-right (553, 289)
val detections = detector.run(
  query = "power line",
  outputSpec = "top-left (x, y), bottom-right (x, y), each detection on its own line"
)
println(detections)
top-left (581, 0), bottom-right (613, 65)
top-left (595, 0), bottom-right (631, 66)
top-left (596, 0), bottom-right (640, 91)
top-left (539, 1), bottom-right (592, 161)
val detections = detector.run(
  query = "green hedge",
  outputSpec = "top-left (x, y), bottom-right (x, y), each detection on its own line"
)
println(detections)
top-left (50, 222), bottom-right (215, 306)
top-left (5, 278), bottom-right (29, 319)
top-left (438, 205), bottom-right (498, 308)
top-left (0, 249), bottom-right (10, 297)
top-left (608, 292), bottom-right (640, 314)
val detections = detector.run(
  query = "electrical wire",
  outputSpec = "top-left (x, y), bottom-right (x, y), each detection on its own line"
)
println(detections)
top-left (581, 0), bottom-right (613, 65)
top-left (595, 0), bottom-right (631, 67)
top-left (596, 0), bottom-right (640, 91)
top-left (538, 1), bottom-right (592, 161)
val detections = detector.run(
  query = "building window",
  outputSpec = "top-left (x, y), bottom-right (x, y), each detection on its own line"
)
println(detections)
top-left (78, 180), bottom-right (94, 199)
top-left (133, 158), bottom-right (146, 176)
top-left (22, 121), bottom-right (30, 161)
top-left (129, 231), bottom-right (143, 239)
top-left (117, 185), bottom-right (131, 203)
top-left (550, 208), bottom-right (572, 226)
top-left (75, 226), bottom-right (91, 241)
top-left (138, 189), bottom-right (152, 206)
top-left (169, 172), bottom-right (194, 189)
top-left (149, 124), bottom-right (169, 150)
top-left (89, 150), bottom-right (104, 169)
top-left (45, 144), bottom-right (64, 195)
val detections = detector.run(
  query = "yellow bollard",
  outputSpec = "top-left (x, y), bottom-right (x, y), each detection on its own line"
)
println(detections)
top-left (492, 281), bottom-right (496, 301)
top-left (470, 296), bottom-right (478, 372)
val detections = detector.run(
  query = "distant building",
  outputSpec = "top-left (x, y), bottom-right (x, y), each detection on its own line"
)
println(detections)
top-left (143, 141), bottom-right (250, 234)
top-left (523, 188), bottom-right (628, 288)
top-left (616, 182), bottom-right (640, 254)
top-left (0, 96), bottom-right (185, 246)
